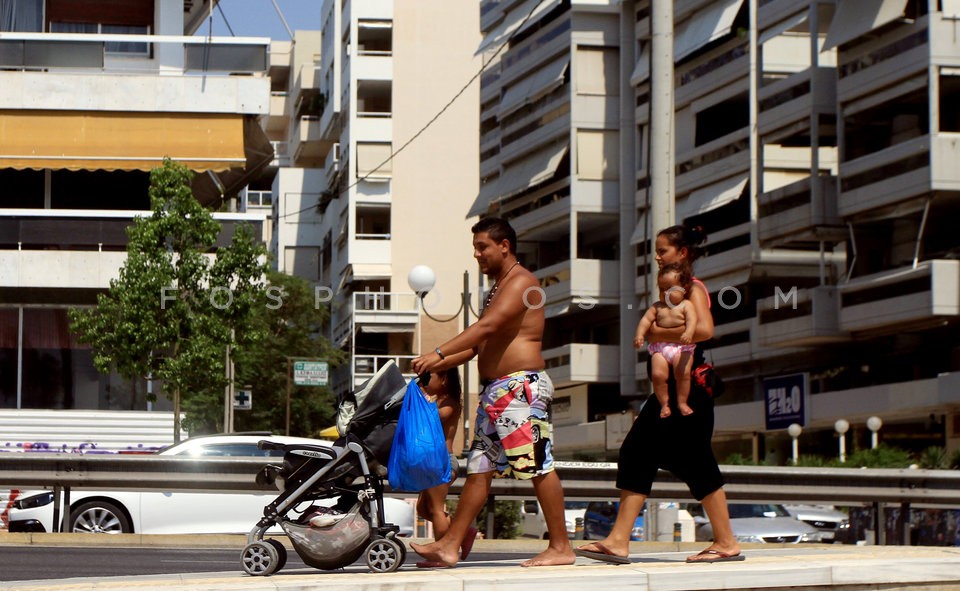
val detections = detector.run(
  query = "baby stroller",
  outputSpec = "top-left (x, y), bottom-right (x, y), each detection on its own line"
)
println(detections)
top-left (240, 360), bottom-right (409, 576)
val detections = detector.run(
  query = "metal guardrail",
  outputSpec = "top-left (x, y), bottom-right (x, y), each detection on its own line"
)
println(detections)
top-left (3, 454), bottom-right (960, 505)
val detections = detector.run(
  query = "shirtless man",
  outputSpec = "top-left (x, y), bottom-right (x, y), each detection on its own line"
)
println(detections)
top-left (409, 216), bottom-right (575, 568)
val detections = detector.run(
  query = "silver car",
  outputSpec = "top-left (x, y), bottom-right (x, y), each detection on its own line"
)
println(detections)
top-left (783, 504), bottom-right (851, 543)
top-left (691, 503), bottom-right (823, 543)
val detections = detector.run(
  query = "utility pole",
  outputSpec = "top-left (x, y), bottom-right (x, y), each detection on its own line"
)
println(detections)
top-left (648, 0), bottom-right (675, 306)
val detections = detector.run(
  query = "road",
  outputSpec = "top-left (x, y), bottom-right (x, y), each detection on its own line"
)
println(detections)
top-left (0, 545), bottom-right (521, 582)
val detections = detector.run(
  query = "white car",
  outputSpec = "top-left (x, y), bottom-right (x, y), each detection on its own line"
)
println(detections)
top-left (7, 433), bottom-right (414, 536)
top-left (520, 499), bottom-right (588, 539)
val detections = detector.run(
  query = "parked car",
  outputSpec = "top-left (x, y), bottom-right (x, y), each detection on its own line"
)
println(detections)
top-left (520, 499), bottom-right (588, 539)
top-left (689, 502), bottom-right (822, 543)
top-left (7, 433), bottom-right (414, 536)
top-left (783, 504), bottom-right (852, 543)
top-left (582, 500), bottom-right (645, 541)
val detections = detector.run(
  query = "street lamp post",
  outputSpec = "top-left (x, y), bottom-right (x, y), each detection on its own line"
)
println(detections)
top-left (408, 265), bottom-right (479, 454)
top-left (867, 416), bottom-right (883, 449)
top-left (835, 419), bottom-right (850, 463)
top-left (787, 423), bottom-right (802, 465)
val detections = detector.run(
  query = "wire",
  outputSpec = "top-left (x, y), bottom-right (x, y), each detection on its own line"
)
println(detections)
top-left (277, 0), bottom-right (549, 220)
top-left (216, 1), bottom-right (236, 37)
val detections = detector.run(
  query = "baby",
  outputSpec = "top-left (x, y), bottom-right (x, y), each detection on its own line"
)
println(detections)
top-left (634, 262), bottom-right (698, 418)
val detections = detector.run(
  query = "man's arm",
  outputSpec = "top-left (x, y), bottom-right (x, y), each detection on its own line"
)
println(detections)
top-left (647, 283), bottom-right (713, 343)
top-left (411, 273), bottom-right (536, 374)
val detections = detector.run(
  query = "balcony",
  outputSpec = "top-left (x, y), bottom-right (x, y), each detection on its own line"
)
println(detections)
top-left (836, 21), bottom-right (928, 105)
top-left (838, 134), bottom-right (960, 220)
top-left (543, 344), bottom-right (620, 388)
top-left (756, 286), bottom-right (847, 347)
top-left (553, 420), bottom-right (606, 455)
top-left (675, 128), bottom-right (750, 195)
top-left (291, 116), bottom-right (332, 167)
top-left (839, 259), bottom-right (960, 334)
top-left (675, 42), bottom-right (748, 109)
top-left (533, 258), bottom-right (620, 317)
top-left (758, 176), bottom-right (843, 246)
top-left (265, 91), bottom-right (289, 134)
top-left (687, 223), bottom-right (752, 289)
top-left (758, 67), bottom-right (836, 143)
top-left (0, 209), bottom-right (267, 291)
top-left (0, 33), bottom-right (269, 115)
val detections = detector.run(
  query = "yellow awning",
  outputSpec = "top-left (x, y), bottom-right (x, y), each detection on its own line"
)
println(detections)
top-left (0, 110), bottom-right (246, 172)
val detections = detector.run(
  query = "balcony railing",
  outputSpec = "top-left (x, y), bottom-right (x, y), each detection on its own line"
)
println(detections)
top-left (543, 343), bottom-right (620, 387)
top-left (839, 259), bottom-right (960, 334)
top-left (756, 286), bottom-right (847, 347)
top-left (0, 32), bottom-right (268, 74)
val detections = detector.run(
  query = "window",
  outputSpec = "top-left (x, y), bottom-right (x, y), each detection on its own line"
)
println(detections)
top-left (0, 0), bottom-right (42, 31)
top-left (51, 22), bottom-right (150, 54)
top-left (576, 129), bottom-right (619, 180)
top-left (356, 142), bottom-right (393, 178)
top-left (575, 46), bottom-right (619, 96)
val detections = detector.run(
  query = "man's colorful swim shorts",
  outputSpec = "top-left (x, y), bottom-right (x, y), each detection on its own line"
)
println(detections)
top-left (466, 370), bottom-right (554, 480)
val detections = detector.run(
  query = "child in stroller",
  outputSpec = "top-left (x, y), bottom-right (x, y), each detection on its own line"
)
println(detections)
top-left (240, 360), bottom-right (412, 576)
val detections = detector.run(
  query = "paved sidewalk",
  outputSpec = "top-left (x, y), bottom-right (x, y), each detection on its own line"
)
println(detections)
top-left (2, 538), bottom-right (960, 591)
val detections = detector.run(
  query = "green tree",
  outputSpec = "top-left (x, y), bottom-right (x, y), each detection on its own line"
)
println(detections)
top-left (69, 158), bottom-right (269, 440)
top-left (232, 271), bottom-right (346, 436)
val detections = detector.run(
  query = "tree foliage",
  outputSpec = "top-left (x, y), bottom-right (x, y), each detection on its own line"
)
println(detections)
top-left (232, 271), bottom-right (346, 437)
top-left (69, 158), bottom-right (269, 439)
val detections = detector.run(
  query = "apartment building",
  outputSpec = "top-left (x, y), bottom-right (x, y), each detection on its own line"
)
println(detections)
top-left (266, 0), bottom-right (481, 425)
top-left (475, 0), bottom-right (960, 461)
top-left (0, 0), bottom-right (271, 414)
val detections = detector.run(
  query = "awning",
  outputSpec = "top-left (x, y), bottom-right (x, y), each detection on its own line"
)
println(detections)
top-left (822, 0), bottom-right (909, 50)
top-left (759, 10), bottom-right (810, 45)
top-left (0, 110), bottom-right (246, 172)
top-left (499, 56), bottom-right (569, 117)
top-left (477, 0), bottom-right (543, 53)
top-left (192, 116), bottom-right (275, 206)
top-left (678, 175), bottom-right (748, 220)
top-left (515, 0), bottom-right (563, 37)
top-left (630, 46), bottom-right (651, 86)
top-left (468, 176), bottom-right (500, 218)
top-left (674, 0), bottom-right (745, 62)
top-left (496, 143), bottom-right (568, 202)
top-left (348, 263), bottom-right (392, 281)
top-left (629, 213), bottom-right (649, 245)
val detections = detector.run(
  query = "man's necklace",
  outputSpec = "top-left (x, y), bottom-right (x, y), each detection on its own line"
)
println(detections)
top-left (483, 261), bottom-right (521, 309)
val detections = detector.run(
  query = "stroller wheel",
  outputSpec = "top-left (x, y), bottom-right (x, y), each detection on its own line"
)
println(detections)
top-left (265, 539), bottom-right (288, 571)
top-left (364, 537), bottom-right (404, 573)
top-left (385, 530), bottom-right (407, 563)
top-left (241, 541), bottom-right (281, 576)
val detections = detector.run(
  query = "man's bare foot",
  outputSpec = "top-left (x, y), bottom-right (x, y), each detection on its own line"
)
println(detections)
top-left (520, 546), bottom-right (576, 567)
top-left (679, 404), bottom-right (694, 416)
top-left (660, 405), bottom-right (672, 418)
top-left (410, 540), bottom-right (459, 567)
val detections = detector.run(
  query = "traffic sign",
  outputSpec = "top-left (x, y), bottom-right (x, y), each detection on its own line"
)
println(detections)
top-left (293, 361), bottom-right (328, 386)
top-left (234, 388), bottom-right (252, 410)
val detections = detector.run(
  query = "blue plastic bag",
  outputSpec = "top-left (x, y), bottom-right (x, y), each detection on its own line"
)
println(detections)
top-left (387, 379), bottom-right (451, 492)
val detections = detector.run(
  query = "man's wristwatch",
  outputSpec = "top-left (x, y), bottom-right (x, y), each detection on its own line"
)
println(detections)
top-left (434, 347), bottom-right (445, 360)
